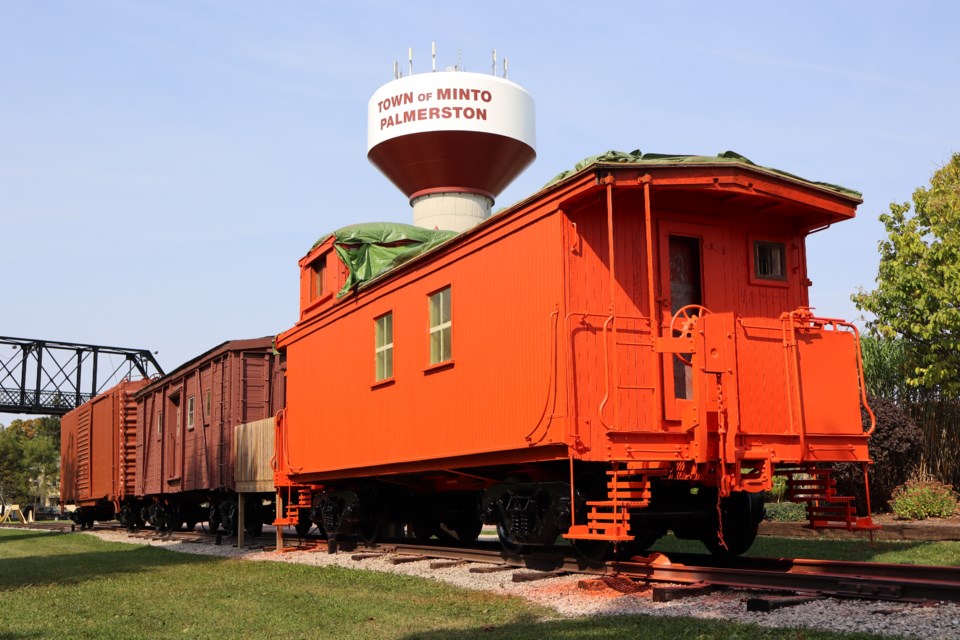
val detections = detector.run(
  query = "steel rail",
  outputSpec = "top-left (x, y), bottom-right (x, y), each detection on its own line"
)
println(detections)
top-left (610, 555), bottom-right (960, 603)
top-left (41, 522), bottom-right (960, 604)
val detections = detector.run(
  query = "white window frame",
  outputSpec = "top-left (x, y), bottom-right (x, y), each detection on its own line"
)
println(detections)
top-left (375, 312), bottom-right (394, 381)
top-left (157, 411), bottom-right (163, 440)
top-left (428, 286), bottom-right (452, 365)
top-left (187, 395), bottom-right (196, 431)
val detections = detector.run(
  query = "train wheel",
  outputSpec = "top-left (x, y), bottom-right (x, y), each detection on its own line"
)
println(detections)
top-left (616, 527), bottom-right (664, 560)
top-left (219, 500), bottom-right (238, 536)
top-left (496, 522), bottom-right (529, 555)
top-left (295, 510), bottom-right (312, 537)
top-left (702, 491), bottom-right (763, 557)
top-left (244, 498), bottom-right (264, 537)
top-left (359, 486), bottom-right (384, 545)
top-left (410, 518), bottom-right (438, 542)
top-left (452, 516), bottom-right (483, 543)
top-left (572, 539), bottom-right (610, 563)
top-left (207, 503), bottom-right (221, 533)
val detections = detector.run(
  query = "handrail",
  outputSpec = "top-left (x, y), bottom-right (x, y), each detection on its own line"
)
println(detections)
top-left (524, 307), bottom-right (560, 444)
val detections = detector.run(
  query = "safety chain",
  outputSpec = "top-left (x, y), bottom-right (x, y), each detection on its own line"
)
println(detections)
top-left (715, 374), bottom-right (729, 551)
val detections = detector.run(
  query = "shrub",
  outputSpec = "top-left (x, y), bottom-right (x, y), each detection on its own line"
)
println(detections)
top-left (764, 501), bottom-right (807, 522)
top-left (833, 395), bottom-right (923, 514)
top-left (889, 480), bottom-right (958, 520)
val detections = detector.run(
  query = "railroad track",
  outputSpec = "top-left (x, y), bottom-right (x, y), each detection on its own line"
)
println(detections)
top-left (25, 522), bottom-right (960, 606)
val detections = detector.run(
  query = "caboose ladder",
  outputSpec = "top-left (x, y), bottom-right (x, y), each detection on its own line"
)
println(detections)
top-left (776, 464), bottom-right (878, 531)
top-left (272, 487), bottom-right (312, 527)
top-left (564, 468), bottom-right (663, 542)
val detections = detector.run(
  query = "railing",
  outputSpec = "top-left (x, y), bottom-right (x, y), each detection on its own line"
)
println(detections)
top-left (0, 336), bottom-right (163, 415)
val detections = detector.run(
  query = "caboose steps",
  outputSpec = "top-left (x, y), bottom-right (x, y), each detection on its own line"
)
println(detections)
top-left (775, 464), bottom-right (879, 532)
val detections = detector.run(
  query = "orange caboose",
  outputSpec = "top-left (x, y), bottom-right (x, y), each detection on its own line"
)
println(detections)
top-left (275, 151), bottom-right (875, 556)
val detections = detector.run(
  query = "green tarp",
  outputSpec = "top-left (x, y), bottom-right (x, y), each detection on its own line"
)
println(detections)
top-left (314, 222), bottom-right (458, 297)
top-left (544, 149), bottom-right (861, 199)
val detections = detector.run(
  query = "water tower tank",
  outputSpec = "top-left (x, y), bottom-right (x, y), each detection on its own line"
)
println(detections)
top-left (368, 70), bottom-right (536, 232)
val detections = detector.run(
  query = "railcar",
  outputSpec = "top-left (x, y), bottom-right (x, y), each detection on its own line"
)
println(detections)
top-left (132, 337), bottom-right (284, 534)
top-left (274, 151), bottom-right (877, 557)
top-left (60, 378), bottom-right (149, 528)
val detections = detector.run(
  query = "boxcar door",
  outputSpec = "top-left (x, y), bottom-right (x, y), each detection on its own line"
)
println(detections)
top-left (657, 221), bottom-right (730, 422)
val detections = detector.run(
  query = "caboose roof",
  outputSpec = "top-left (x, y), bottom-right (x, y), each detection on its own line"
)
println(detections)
top-left (314, 150), bottom-right (862, 298)
top-left (544, 149), bottom-right (862, 200)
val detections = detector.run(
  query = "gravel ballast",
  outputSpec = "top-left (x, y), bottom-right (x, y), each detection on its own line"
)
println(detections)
top-left (84, 530), bottom-right (960, 639)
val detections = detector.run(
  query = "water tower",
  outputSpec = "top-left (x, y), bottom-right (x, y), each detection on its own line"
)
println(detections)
top-left (367, 50), bottom-right (536, 233)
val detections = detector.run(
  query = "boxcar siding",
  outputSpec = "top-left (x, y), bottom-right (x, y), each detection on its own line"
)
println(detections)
top-left (60, 379), bottom-right (149, 508)
top-left (284, 210), bottom-right (566, 477)
top-left (134, 339), bottom-right (281, 498)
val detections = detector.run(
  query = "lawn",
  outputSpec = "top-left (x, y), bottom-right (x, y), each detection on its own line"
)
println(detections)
top-left (0, 528), bottom-right (921, 639)
top-left (652, 532), bottom-right (960, 566)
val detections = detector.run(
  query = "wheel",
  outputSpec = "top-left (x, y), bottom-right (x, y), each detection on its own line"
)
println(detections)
top-left (219, 500), bottom-right (238, 536)
top-left (616, 527), bottom-right (665, 560)
top-left (410, 518), bottom-right (438, 542)
top-left (244, 498), bottom-right (264, 537)
top-left (207, 503), bottom-right (221, 533)
top-left (496, 521), bottom-right (529, 555)
top-left (702, 491), bottom-right (763, 557)
top-left (451, 516), bottom-right (483, 544)
top-left (669, 304), bottom-right (712, 366)
top-left (360, 516), bottom-right (383, 545)
top-left (358, 486), bottom-right (384, 545)
top-left (295, 510), bottom-right (312, 537)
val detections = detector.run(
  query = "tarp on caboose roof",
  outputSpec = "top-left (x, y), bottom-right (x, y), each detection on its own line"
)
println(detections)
top-left (544, 149), bottom-right (862, 199)
top-left (314, 222), bottom-right (458, 297)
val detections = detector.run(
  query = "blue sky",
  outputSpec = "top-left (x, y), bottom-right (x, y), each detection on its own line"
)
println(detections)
top-left (1, 1), bottom-right (958, 420)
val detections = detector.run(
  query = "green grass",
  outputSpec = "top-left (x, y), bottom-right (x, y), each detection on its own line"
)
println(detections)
top-left (0, 529), bottom-right (907, 640)
top-left (651, 533), bottom-right (960, 566)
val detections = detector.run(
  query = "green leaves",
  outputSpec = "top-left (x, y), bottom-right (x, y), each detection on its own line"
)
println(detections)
top-left (854, 153), bottom-right (960, 394)
top-left (0, 416), bottom-right (60, 507)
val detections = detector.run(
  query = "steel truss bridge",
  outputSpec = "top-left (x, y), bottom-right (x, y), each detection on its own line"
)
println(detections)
top-left (0, 336), bottom-right (164, 416)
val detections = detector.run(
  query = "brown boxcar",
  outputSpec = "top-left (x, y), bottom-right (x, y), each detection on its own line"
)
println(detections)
top-left (275, 153), bottom-right (876, 557)
top-left (60, 378), bottom-right (148, 528)
top-left (134, 337), bottom-right (284, 534)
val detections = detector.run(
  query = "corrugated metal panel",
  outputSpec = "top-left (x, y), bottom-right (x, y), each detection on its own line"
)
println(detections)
top-left (76, 404), bottom-right (91, 497)
top-left (90, 392), bottom-right (114, 500)
top-left (59, 379), bottom-right (148, 507)
top-left (234, 418), bottom-right (275, 493)
top-left (59, 408), bottom-right (79, 504)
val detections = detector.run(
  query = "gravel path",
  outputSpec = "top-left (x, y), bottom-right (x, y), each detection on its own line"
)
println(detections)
top-left (84, 530), bottom-right (960, 639)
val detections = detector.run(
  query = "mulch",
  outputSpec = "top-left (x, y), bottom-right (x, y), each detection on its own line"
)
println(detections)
top-left (760, 514), bottom-right (960, 542)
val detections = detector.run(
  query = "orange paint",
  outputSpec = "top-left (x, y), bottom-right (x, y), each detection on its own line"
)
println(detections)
top-left (276, 158), bottom-right (873, 538)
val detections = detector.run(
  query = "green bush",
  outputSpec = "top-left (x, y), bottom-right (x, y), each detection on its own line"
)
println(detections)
top-left (764, 501), bottom-right (807, 522)
top-left (834, 395), bottom-right (923, 514)
top-left (889, 480), bottom-right (959, 520)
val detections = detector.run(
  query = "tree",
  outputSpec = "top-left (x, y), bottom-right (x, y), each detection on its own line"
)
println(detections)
top-left (853, 153), bottom-right (960, 394)
top-left (0, 417), bottom-right (61, 508)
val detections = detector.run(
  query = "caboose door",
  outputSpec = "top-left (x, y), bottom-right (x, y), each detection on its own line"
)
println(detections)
top-left (657, 220), bottom-right (731, 423)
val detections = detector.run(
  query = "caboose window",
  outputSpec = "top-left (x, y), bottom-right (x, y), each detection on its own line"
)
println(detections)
top-left (429, 286), bottom-right (452, 364)
top-left (310, 256), bottom-right (327, 300)
top-left (187, 395), bottom-right (196, 430)
top-left (754, 241), bottom-right (787, 280)
top-left (157, 411), bottom-right (163, 440)
top-left (375, 312), bottom-right (394, 381)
